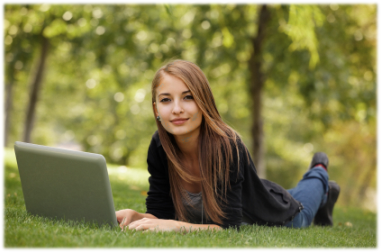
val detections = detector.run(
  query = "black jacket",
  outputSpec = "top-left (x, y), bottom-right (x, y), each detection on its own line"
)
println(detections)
top-left (145, 130), bottom-right (303, 229)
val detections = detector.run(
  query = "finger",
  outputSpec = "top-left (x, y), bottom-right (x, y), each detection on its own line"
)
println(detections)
top-left (115, 211), bottom-right (123, 220)
top-left (131, 224), bottom-right (148, 231)
top-left (129, 224), bottom-right (141, 231)
top-left (120, 217), bottom-right (126, 226)
top-left (140, 225), bottom-right (159, 232)
top-left (119, 217), bottom-right (127, 230)
top-left (128, 221), bottom-right (138, 230)
top-left (128, 219), bottom-right (146, 229)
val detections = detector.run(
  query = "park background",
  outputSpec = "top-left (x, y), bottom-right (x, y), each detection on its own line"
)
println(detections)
top-left (3, 3), bottom-right (377, 247)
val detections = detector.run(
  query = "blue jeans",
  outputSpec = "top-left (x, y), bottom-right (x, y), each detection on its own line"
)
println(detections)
top-left (284, 167), bottom-right (329, 228)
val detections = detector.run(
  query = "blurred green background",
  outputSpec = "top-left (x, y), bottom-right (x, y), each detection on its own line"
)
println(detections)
top-left (4, 4), bottom-right (376, 211)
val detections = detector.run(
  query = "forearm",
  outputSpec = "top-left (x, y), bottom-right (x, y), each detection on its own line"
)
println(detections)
top-left (134, 212), bottom-right (158, 221)
top-left (116, 209), bottom-right (158, 227)
top-left (174, 221), bottom-right (222, 233)
top-left (127, 217), bottom-right (223, 232)
top-left (125, 210), bottom-right (158, 224)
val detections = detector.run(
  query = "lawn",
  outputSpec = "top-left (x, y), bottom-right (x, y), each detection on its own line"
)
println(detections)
top-left (4, 148), bottom-right (376, 248)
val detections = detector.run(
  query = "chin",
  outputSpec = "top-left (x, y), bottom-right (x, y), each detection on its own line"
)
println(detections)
top-left (168, 127), bottom-right (189, 135)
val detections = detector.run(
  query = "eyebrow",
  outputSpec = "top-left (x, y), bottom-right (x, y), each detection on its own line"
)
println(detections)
top-left (158, 90), bottom-right (191, 97)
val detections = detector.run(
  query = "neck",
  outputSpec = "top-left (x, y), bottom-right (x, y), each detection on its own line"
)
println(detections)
top-left (174, 128), bottom-right (200, 161)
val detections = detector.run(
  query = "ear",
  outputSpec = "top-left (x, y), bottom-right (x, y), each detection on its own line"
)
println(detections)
top-left (153, 102), bottom-right (158, 117)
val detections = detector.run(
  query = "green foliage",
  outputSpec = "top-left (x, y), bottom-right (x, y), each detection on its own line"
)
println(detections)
top-left (4, 4), bottom-right (376, 209)
top-left (283, 5), bottom-right (325, 69)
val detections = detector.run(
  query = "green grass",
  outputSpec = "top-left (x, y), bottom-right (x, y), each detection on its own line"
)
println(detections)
top-left (4, 148), bottom-right (376, 247)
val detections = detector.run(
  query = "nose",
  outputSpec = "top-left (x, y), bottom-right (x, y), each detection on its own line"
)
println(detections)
top-left (172, 99), bottom-right (184, 114)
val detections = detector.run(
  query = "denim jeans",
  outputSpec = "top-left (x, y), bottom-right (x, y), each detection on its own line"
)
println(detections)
top-left (284, 167), bottom-right (329, 228)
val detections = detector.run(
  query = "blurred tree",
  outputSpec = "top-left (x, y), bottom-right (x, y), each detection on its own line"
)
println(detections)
top-left (4, 43), bottom-right (16, 146)
top-left (38, 4), bottom-right (174, 165)
top-left (249, 5), bottom-right (271, 178)
top-left (4, 5), bottom-right (38, 146)
top-left (4, 5), bottom-right (93, 143)
top-left (3, 4), bottom-right (376, 208)
top-left (23, 33), bottom-right (49, 143)
top-left (261, 4), bottom-right (376, 208)
top-left (174, 4), bottom-right (332, 180)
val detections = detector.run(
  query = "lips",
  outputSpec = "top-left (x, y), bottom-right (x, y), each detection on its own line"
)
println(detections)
top-left (171, 118), bottom-right (189, 125)
top-left (171, 118), bottom-right (189, 122)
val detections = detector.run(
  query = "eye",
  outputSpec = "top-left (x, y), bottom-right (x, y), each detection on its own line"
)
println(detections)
top-left (160, 96), bottom-right (193, 103)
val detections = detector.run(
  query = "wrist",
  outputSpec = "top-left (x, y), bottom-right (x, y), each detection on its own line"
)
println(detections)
top-left (175, 220), bottom-right (189, 233)
top-left (130, 209), bottom-right (139, 222)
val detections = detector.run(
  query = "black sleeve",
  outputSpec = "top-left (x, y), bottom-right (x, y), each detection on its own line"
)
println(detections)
top-left (219, 139), bottom-right (246, 230)
top-left (145, 134), bottom-right (175, 219)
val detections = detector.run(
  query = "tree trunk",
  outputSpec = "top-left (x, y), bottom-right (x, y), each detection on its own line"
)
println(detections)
top-left (23, 35), bottom-right (49, 143)
top-left (249, 5), bottom-right (271, 178)
top-left (4, 79), bottom-right (14, 147)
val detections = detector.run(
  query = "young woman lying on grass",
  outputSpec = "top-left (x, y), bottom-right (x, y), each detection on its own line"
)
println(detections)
top-left (116, 60), bottom-right (340, 232)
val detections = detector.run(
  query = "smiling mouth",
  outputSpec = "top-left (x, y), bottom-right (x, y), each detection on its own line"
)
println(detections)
top-left (171, 118), bottom-right (189, 124)
top-left (171, 118), bottom-right (189, 122)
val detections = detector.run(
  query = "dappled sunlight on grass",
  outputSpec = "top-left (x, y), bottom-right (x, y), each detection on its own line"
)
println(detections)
top-left (107, 164), bottom-right (149, 188)
top-left (107, 165), bottom-right (149, 212)
top-left (4, 147), bottom-right (18, 169)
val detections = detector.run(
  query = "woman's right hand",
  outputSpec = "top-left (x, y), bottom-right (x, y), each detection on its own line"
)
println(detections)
top-left (115, 209), bottom-right (138, 229)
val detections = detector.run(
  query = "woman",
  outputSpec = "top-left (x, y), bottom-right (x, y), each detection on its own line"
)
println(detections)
top-left (116, 60), bottom-right (340, 232)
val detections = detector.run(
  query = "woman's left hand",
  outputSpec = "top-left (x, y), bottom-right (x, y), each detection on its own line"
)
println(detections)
top-left (128, 218), bottom-right (180, 232)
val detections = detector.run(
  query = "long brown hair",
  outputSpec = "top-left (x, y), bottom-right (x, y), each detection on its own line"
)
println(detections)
top-left (151, 60), bottom-right (250, 224)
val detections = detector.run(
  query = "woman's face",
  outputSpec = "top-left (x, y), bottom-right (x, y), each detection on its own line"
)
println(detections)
top-left (153, 73), bottom-right (202, 137)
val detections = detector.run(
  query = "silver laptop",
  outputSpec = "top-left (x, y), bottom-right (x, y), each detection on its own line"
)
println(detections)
top-left (14, 141), bottom-right (118, 227)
